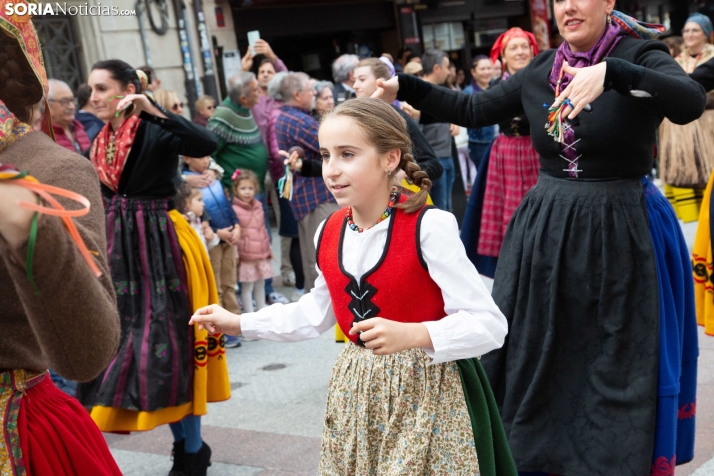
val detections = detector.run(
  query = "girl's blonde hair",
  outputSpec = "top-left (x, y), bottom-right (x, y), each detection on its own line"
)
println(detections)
top-left (321, 97), bottom-right (431, 213)
top-left (231, 169), bottom-right (260, 196)
top-left (195, 94), bottom-right (215, 111)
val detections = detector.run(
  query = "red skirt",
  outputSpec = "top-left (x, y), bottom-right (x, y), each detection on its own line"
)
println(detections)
top-left (1, 370), bottom-right (121, 476)
top-left (478, 134), bottom-right (539, 257)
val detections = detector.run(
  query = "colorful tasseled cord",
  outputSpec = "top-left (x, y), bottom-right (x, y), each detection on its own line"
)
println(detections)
top-left (0, 164), bottom-right (101, 293)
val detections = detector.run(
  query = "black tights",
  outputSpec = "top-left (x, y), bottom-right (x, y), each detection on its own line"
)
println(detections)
top-left (290, 237), bottom-right (305, 290)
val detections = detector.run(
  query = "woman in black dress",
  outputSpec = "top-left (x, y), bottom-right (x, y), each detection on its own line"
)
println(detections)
top-left (377, 1), bottom-right (704, 474)
top-left (78, 60), bottom-right (219, 475)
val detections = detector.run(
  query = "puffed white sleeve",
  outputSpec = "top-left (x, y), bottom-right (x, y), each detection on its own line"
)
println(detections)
top-left (240, 221), bottom-right (336, 341)
top-left (418, 209), bottom-right (508, 364)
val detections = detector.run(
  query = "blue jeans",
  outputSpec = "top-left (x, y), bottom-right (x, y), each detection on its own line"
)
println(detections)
top-left (430, 157), bottom-right (455, 211)
top-left (468, 142), bottom-right (490, 170)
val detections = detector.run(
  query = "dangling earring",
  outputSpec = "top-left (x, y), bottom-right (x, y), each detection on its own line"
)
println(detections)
top-left (606, 13), bottom-right (612, 25)
top-left (386, 169), bottom-right (392, 179)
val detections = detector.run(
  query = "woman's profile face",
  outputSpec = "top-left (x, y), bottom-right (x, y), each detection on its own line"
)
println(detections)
top-left (553, 0), bottom-right (615, 53)
top-left (683, 22), bottom-right (707, 52)
top-left (502, 37), bottom-right (533, 74)
top-left (88, 69), bottom-right (135, 122)
top-left (353, 66), bottom-right (378, 98)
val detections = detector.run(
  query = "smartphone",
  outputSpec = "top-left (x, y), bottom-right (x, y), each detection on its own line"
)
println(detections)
top-left (247, 30), bottom-right (260, 55)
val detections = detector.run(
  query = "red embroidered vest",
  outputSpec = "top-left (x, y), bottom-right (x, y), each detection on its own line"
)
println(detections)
top-left (316, 200), bottom-right (446, 345)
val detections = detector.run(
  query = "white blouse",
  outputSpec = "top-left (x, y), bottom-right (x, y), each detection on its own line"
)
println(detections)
top-left (240, 208), bottom-right (508, 364)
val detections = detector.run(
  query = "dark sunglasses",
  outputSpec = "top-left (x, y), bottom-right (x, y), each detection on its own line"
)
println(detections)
top-left (172, 102), bottom-right (185, 110)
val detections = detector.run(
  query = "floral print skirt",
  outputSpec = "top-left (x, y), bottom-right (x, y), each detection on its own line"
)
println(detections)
top-left (318, 342), bottom-right (479, 475)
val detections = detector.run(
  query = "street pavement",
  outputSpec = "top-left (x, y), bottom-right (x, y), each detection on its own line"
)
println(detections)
top-left (106, 220), bottom-right (714, 475)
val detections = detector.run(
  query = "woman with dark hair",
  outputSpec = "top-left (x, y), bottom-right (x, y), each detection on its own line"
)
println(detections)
top-left (378, 2), bottom-right (703, 474)
top-left (78, 58), bottom-right (227, 476)
top-left (0, 14), bottom-right (121, 476)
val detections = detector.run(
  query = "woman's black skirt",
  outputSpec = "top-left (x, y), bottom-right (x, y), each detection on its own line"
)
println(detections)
top-left (483, 171), bottom-right (659, 476)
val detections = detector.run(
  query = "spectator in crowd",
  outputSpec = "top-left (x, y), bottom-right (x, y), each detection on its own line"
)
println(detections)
top-left (663, 35), bottom-right (684, 59)
top-left (419, 48), bottom-right (455, 211)
top-left (48, 79), bottom-right (90, 154)
top-left (75, 82), bottom-right (105, 143)
top-left (446, 62), bottom-right (460, 90)
top-left (492, 58), bottom-right (503, 80)
top-left (154, 89), bottom-right (184, 116)
top-left (241, 40), bottom-right (287, 146)
top-left (403, 61), bottom-right (423, 77)
top-left (182, 155), bottom-right (242, 348)
top-left (312, 80), bottom-right (334, 120)
top-left (265, 72), bottom-right (305, 299)
top-left (275, 72), bottom-right (339, 292)
top-left (332, 54), bottom-right (359, 104)
top-left (193, 95), bottom-right (216, 127)
top-left (208, 72), bottom-right (289, 305)
top-left (408, 54), bottom-right (421, 64)
top-left (462, 55), bottom-right (497, 168)
top-left (138, 65), bottom-right (161, 92)
top-left (455, 67), bottom-right (466, 90)
top-left (394, 47), bottom-right (413, 73)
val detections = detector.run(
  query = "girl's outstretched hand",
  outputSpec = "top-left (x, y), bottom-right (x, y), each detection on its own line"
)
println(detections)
top-left (373, 76), bottom-right (400, 104)
top-left (350, 318), bottom-right (432, 355)
top-left (189, 304), bottom-right (241, 336)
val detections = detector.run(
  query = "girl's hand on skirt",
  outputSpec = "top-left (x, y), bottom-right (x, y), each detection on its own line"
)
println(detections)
top-left (190, 304), bottom-right (241, 336)
top-left (350, 318), bottom-right (433, 355)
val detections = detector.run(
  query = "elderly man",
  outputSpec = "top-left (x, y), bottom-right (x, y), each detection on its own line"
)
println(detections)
top-left (275, 72), bottom-right (339, 292)
top-left (207, 71), bottom-right (289, 305)
top-left (331, 54), bottom-right (359, 104)
top-left (48, 79), bottom-right (90, 154)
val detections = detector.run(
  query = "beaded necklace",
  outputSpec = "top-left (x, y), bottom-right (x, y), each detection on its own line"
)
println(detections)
top-left (346, 187), bottom-right (398, 233)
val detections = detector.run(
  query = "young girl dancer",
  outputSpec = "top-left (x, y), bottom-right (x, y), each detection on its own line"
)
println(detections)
top-left (191, 98), bottom-right (516, 475)
top-left (232, 169), bottom-right (274, 313)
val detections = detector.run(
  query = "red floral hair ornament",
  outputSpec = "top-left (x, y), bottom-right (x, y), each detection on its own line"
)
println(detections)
top-left (490, 27), bottom-right (539, 65)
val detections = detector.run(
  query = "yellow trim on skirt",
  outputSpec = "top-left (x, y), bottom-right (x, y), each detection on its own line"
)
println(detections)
top-left (693, 172), bottom-right (714, 335)
top-left (91, 210), bottom-right (231, 432)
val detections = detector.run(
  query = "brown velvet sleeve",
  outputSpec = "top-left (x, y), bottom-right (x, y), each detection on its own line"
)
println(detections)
top-left (0, 141), bottom-right (120, 381)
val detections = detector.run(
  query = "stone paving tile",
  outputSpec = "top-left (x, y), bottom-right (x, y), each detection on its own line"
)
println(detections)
top-left (107, 424), bottom-right (321, 473)
top-left (111, 448), bottom-right (263, 475)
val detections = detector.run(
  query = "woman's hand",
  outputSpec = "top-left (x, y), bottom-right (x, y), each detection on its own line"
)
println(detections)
top-left (552, 61), bottom-right (607, 120)
top-left (350, 318), bottom-right (433, 355)
top-left (115, 93), bottom-right (167, 119)
top-left (279, 149), bottom-right (303, 171)
top-left (401, 102), bottom-right (420, 121)
top-left (190, 304), bottom-right (242, 335)
top-left (0, 183), bottom-right (41, 247)
top-left (373, 76), bottom-right (400, 104)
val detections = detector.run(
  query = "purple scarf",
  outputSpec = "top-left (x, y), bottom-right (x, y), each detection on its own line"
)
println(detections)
top-left (547, 22), bottom-right (622, 177)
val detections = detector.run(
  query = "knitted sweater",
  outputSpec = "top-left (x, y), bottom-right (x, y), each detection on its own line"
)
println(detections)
top-left (207, 98), bottom-right (268, 192)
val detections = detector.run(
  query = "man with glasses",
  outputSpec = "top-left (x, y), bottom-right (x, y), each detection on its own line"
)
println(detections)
top-left (48, 79), bottom-right (90, 154)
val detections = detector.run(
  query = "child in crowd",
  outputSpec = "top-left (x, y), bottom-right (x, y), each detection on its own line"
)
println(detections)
top-left (193, 95), bottom-right (216, 127)
top-left (190, 98), bottom-right (515, 475)
top-left (183, 155), bottom-right (242, 348)
top-left (231, 169), bottom-right (274, 313)
top-left (175, 181), bottom-right (220, 251)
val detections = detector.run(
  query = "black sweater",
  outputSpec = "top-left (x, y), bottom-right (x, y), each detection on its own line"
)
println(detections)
top-left (691, 56), bottom-right (714, 92)
top-left (397, 36), bottom-right (705, 180)
top-left (299, 106), bottom-right (443, 181)
top-left (97, 111), bottom-right (218, 198)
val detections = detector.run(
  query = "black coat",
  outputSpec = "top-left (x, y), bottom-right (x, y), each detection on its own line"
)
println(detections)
top-left (93, 111), bottom-right (218, 198)
top-left (397, 36), bottom-right (705, 180)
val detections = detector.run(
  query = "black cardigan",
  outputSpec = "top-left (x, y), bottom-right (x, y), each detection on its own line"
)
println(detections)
top-left (691, 56), bottom-right (714, 92)
top-left (96, 110), bottom-right (218, 198)
top-left (397, 36), bottom-right (705, 180)
top-left (298, 106), bottom-right (443, 181)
